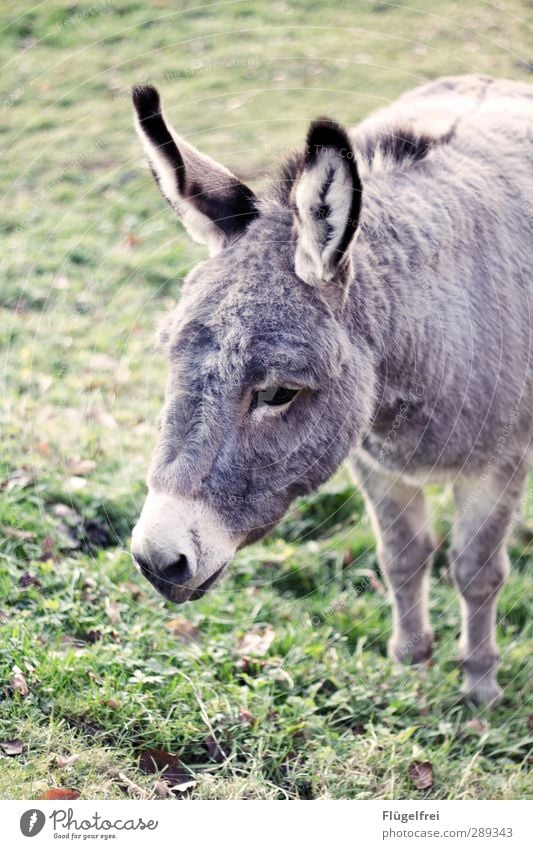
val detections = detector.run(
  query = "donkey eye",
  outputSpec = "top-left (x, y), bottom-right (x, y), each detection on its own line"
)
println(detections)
top-left (254, 386), bottom-right (299, 408)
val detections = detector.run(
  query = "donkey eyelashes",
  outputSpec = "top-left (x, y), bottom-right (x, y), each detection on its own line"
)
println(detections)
top-left (251, 386), bottom-right (300, 410)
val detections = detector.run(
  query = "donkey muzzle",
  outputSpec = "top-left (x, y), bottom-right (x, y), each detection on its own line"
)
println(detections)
top-left (131, 490), bottom-right (237, 604)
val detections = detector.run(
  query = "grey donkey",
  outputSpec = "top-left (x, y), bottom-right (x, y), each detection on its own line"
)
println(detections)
top-left (131, 75), bottom-right (533, 706)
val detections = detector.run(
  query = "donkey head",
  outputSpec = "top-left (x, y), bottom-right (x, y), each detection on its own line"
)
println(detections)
top-left (131, 85), bottom-right (376, 603)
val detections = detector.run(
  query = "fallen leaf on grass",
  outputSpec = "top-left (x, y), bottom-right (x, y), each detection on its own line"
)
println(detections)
top-left (204, 735), bottom-right (228, 764)
top-left (139, 748), bottom-right (194, 791)
top-left (154, 779), bottom-right (173, 798)
top-left (40, 788), bottom-right (80, 800)
top-left (0, 739), bottom-right (24, 756)
top-left (342, 548), bottom-right (354, 567)
top-left (105, 598), bottom-right (120, 625)
top-left (2, 526), bottom-right (33, 541)
top-left (87, 407), bottom-right (118, 430)
top-left (239, 707), bottom-right (255, 725)
top-left (237, 625), bottom-right (275, 656)
top-left (55, 754), bottom-right (81, 768)
top-left (40, 535), bottom-right (57, 561)
top-left (125, 233), bottom-right (141, 248)
top-left (83, 518), bottom-right (113, 549)
top-left (10, 669), bottom-right (29, 697)
top-left (67, 458), bottom-right (96, 476)
top-left (369, 574), bottom-right (387, 596)
top-left (164, 616), bottom-right (200, 642)
top-left (4, 470), bottom-right (33, 491)
top-left (461, 718), bottom-right (488, 737)
top-left (36, 440), bottom-right (52, 457)
top-left (236, 655), bottom-right (275, 674)
top-left (100, 698), bottom-right (121, 710)
top-left (19, 572), bottom-right (43, 589)
top-left (408, 760), bottom-right (433, 790)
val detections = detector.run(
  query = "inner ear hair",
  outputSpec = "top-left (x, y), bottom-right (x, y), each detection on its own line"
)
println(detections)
top-left (132, 84), bottom-right (258, 252)
top-left (293, 117), bottom-right (362, 289)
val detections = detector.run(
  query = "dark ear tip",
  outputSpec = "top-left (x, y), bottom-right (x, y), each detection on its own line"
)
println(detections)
top-left (132, 84), bottom-right (161, 119)
top-left (306, 116), bottom-right (352, 163)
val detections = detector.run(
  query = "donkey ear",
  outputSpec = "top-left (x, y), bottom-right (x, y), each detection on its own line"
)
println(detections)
top-left (293, 118), bottom-right (362, 289)
top-left (132, 85), bottom-right (258, 255)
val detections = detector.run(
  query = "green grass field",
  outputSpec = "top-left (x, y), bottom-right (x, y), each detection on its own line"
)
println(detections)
top-left (1, 0), bottom-right (532, 800)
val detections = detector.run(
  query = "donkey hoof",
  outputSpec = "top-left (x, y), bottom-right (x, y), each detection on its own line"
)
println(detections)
top-left (388, 632), bottom-right (433, 666)
top-left (462, 679), bottom-right (503, 707)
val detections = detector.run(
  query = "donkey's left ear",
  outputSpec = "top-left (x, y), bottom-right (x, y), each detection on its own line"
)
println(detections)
top-left (293, 118), bottom-right (362, 291)
top-left (132, 85), bottom-right (258, 255)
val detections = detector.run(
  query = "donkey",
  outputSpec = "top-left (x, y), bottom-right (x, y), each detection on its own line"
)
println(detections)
top-left (131, 75), bottom-right (533, 706)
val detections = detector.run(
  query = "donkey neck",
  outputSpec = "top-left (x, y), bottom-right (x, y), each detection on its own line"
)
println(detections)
top-left (347, 168), bottom-right (454, 400)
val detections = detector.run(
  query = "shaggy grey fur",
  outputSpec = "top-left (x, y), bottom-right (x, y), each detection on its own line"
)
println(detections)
top-left (132, 75), bottom-right (533, 705)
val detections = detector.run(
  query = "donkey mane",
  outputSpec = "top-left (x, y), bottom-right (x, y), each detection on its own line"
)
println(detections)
top-left (267, 122), bottom-right (453, 208)
top-left (355, 124), bottom-right (452, 171)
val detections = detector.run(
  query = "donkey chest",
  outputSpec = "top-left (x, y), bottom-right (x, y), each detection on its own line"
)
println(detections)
top-left (359, 393), bottom-right (460, 481)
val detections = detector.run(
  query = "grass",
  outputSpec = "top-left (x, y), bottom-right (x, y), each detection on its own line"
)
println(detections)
top-left (1, 0), bottom-right (532, 800)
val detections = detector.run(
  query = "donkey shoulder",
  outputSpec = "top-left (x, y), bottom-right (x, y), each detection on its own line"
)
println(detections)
top-left (351, 74), bottom-right (533, 156)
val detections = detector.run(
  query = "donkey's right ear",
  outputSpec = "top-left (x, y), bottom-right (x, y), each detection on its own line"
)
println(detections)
top-left (132, 85), bottom-right (258, 255)
top-left (293, 118), bottom-right (362, 292)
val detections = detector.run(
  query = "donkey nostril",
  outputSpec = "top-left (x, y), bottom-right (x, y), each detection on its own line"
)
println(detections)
top-left (160, 554), bottom-right (192, 588)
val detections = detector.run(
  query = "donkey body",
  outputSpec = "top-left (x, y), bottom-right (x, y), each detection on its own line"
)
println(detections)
top-left (132, 75), bottom-right (533, 705)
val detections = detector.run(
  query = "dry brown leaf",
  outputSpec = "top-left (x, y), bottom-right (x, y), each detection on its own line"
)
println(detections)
top-left (0, 739), bottom-right (23, 756)
top-left (154, 779), bottom-right (173, 798)
top-left (462, 717), bottom-right (488, 736)
top-left (40, 535), bottom-right (57, 560)
top-left (87, 353), bottom-right (117, 371)
top-left (105, 598), bottom-right (120, 624)
top-left (40, 788), bottom-right (80, 800)
top-left (138, 748), bottom-right (192, 787)
top-left (5, 470), bottom-right (33, 491)
top-left (36, 440), bottom-right (52, 457)
top-left (11, 670), bottom-right (29, 697)
top-left (239, 707), bottom-right (255, 725)
top-left (19, 572), bottom-right (43, 589)
top-left (88, 407), bottom-right (118, 430)
top-left (55, 754), bottom-right (81, 768)
top-left (204, 734), bottom-right (227, 764)
top-left (67, 458), bottom-right (96, 476)
top-left (409, 760), bottom-right (433, 790)
top-left (164, 616), bottom-right (200, 642)
top-left (236, 654), bottom-right (274, 674)
top-left (237, 625), bottom-right (275, 656)
top-left (2, 526), bottom-right (34, 540)
top-left (369, 574), bottom-right (387, 596)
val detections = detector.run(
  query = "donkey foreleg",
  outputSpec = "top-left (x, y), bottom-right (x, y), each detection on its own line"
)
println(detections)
top-left (452, 471), bottom-right (526, 706)
top-left (352, 457), bottom-right (435, 664)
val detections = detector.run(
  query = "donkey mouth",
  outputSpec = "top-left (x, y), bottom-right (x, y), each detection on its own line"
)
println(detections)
top-left (156, 564), bottom-right (226, 605)
top-left (188, 566), bottom-right (225, 601)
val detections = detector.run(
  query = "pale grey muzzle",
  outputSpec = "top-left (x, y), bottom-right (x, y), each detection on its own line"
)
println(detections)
top-left (131, 490), bottom-right (238, 603)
